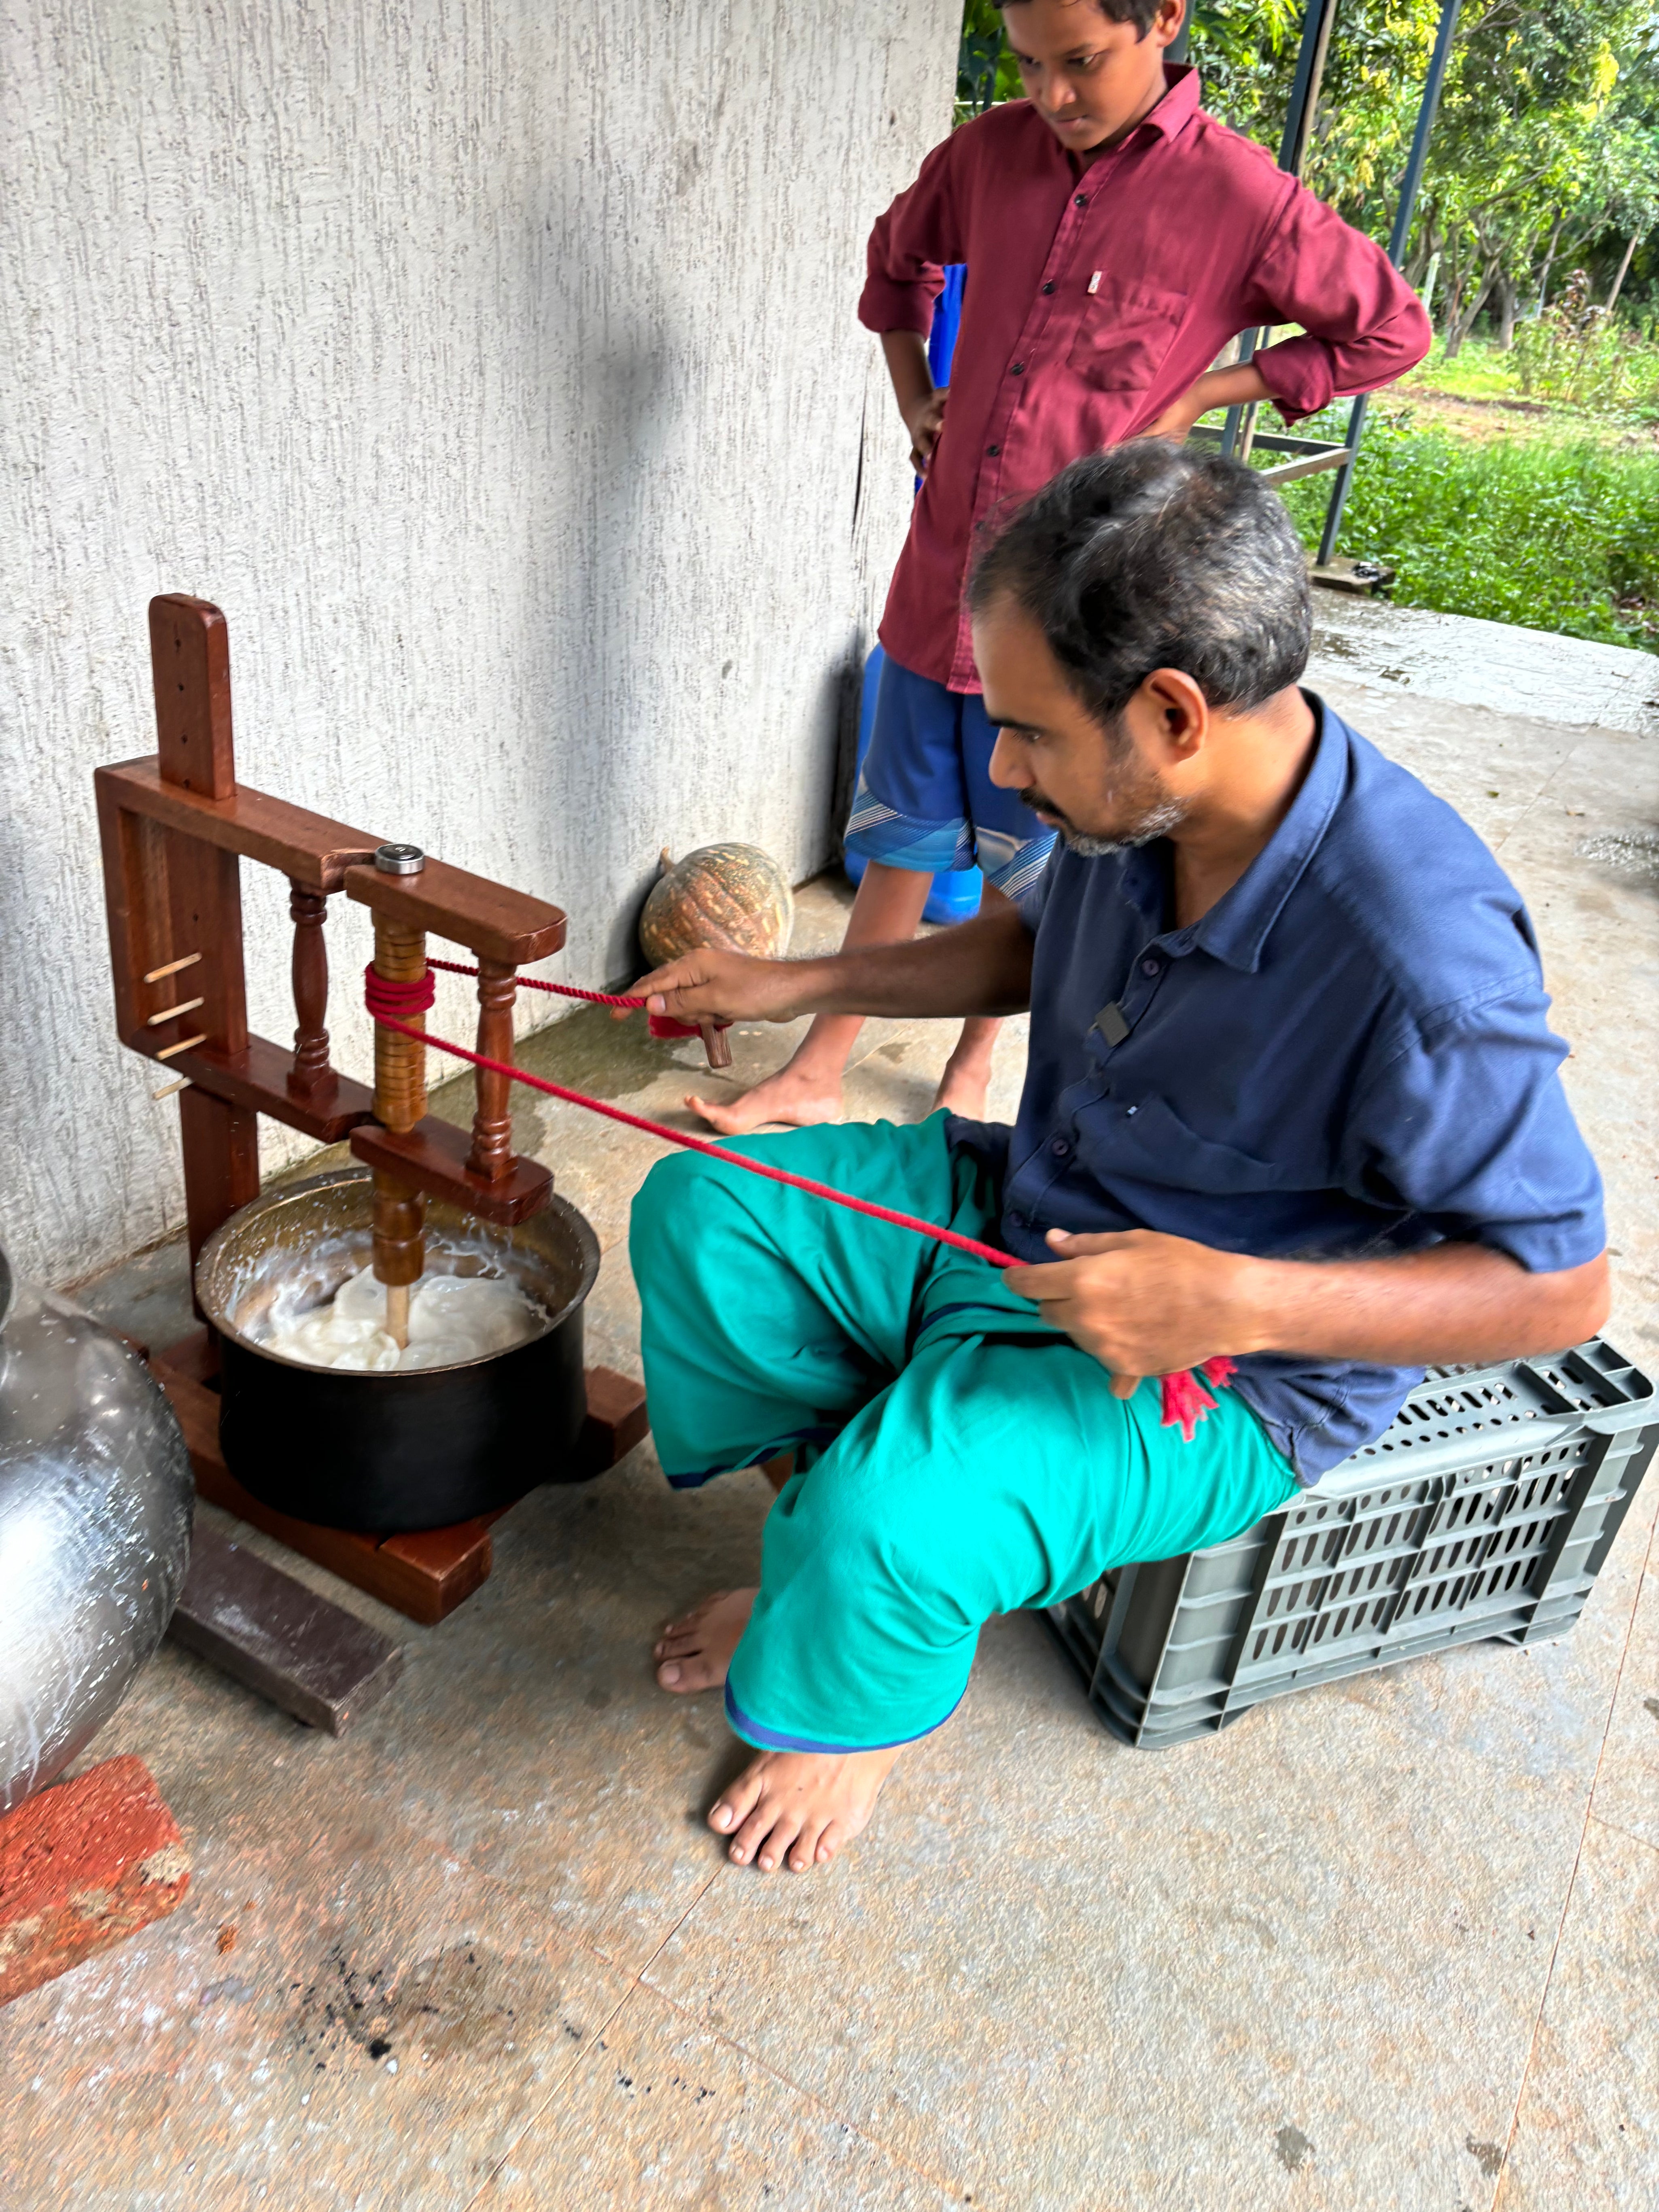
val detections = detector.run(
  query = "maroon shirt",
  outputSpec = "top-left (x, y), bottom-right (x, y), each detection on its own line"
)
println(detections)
top-left (859, 67), bottom-right (1431, 690)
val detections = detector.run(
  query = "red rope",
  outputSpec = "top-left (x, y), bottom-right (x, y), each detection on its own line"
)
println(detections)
top-left (424, 956), bottom-right (720, 1042)
top-left (426, 956), bottom-right (644, 1010)
top-left (364, 964), bottom-right (1236, 1435)
top-left (364, 965), bottom-right (437, 1017)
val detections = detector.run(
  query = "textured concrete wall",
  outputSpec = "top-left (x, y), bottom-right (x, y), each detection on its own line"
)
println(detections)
top-left (1, 0), bottom-right (956, 1285)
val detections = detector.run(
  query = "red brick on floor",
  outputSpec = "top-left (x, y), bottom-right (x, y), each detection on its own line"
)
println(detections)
top-left (0, 1755), bottom-right (190, 2005)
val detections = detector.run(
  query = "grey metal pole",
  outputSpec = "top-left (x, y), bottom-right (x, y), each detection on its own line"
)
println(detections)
top-left (1316, 0), bottom-right (1462, 565)
top-left (1277, 0), bottom-right (1340, 175)
top-left (1221, 0), bottom-right (1340, 456)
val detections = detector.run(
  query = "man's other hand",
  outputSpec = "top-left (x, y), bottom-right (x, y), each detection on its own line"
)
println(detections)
top-left (1003, 1226), bottom-right (1258, 1397)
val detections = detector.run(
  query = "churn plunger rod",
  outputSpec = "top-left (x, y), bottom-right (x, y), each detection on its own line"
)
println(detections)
top-left (370, 843), bottom-right (429, 1348)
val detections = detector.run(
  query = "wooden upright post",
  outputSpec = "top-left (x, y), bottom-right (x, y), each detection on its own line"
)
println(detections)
top-left (466, 960), bottom-right (518, 1180)
top-left (287, 882), bottom-right (333, 1095)
top-left (148, 596), bottom-right (260, 1286)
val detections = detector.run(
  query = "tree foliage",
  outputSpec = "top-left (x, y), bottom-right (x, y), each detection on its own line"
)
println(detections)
top-left (957, 0), bottom-right (1659, 339)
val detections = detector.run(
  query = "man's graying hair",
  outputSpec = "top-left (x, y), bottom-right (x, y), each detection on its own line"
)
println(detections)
top-left (967, 444), bottom-right (1312, 728)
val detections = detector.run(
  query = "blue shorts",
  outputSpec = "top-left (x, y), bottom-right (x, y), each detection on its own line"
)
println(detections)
top-left (844, 654), bottom-right (1056, 901)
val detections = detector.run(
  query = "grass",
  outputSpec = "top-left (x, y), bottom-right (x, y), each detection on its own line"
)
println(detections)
top-left (1273, 405), bottom-right (1659, 654)
top-left (1401, 334), bottom-right (1659, 440)
top-left (1402, 336), bottom-right (1531, 406)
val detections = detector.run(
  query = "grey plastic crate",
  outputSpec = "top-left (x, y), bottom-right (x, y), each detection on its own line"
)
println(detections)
top-left (1046, 1338), bottom-right (1657, 1749)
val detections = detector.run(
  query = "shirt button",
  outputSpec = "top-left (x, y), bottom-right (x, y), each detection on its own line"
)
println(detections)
top-left (986, 443), bottom-right (1000, 456)
top-left (1074, 193), bottom-right (1088, 208)
top-left (1041, 280), bottom-right (1055, 295)
top-left (1141, 956), bottom-right (1162, 977)
top-left (1010, 362), bottom-right (1025, 375)
top-left (1007, 1209), bottom-right (1026, 1229)
top-left (1050, 1137), bottom-right (1070, 1159)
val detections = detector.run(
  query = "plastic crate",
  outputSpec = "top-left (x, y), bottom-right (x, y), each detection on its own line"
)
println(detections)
top-left (1046, 1339), bottom-right (1658, 1749)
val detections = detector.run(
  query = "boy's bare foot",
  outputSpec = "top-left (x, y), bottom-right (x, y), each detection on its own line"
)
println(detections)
top-left (932, 1057), bottom-right (991, 1119)
top-left (709, 1743), bottom-right (903, 1871)
top-left (931, 1017), bottom-right (1001, 1120)
top-left (653, 1588), bottom-right (757, 1692)
top-left (684, 1054), bottom-right (843, 1136)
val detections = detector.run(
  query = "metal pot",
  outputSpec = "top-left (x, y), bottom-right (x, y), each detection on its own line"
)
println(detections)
top-left (0, 1246), bottom-right (194, 1815)
top-left (195, 1166), bottom-right (601, 1534)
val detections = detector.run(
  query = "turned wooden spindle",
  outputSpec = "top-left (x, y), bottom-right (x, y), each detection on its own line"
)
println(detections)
top-left (370, 900), bottom-right (429, 1349)
top-left (467, 958), bottom-right (518, 1181)
top-left (287, 882), bottom-right (332, 1094)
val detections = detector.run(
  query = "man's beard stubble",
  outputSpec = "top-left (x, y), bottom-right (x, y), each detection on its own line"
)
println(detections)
top-left (1023, 770), bottom-right (1188, 858)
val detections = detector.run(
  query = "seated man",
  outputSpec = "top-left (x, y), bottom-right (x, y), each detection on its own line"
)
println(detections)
top-left (627, 443), bottom-right (1608, 1876)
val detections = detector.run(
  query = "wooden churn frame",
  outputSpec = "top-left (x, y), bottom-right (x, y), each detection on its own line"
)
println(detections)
top-left (95, 595), bottom-right (647, 1622)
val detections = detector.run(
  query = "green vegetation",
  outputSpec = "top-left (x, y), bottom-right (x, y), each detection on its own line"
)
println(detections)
top-left (1186, 1), bottom-right (1659, 343)
top-left (1508, 276), bottom-right (1659, 414)
top-left (956, 1), bottom-right (1659, 652)
top-left (1275, 408), bottom-right (1659, 651)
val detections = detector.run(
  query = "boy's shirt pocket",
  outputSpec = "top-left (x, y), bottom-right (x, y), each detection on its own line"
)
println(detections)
top-left (1064, 277), bottom-right (1188, 392)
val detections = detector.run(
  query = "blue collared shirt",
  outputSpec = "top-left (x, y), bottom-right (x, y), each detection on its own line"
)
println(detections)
top-left (950, 695), bottom-right (1605, 1483)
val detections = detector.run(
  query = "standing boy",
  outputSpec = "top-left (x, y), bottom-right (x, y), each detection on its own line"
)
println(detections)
top-left (690, 0), bottom-right (1430, 1138)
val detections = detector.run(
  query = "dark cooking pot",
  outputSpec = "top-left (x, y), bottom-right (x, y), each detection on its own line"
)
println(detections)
top-left (195, 1165), bottom-right (600, 1532)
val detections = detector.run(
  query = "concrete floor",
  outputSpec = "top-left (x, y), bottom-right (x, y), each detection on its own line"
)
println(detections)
top-left (6, 597), bottom-right (1658, 2211)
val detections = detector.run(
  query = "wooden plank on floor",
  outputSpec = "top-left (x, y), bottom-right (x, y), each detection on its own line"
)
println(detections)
top-left (168, 1523), bottom-right (403, 1734)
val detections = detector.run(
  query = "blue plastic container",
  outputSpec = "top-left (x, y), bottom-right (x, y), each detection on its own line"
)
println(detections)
top-left (845, 646), bottom-right (984, 927)
top-left (846, 268), bottom-right (982, 930)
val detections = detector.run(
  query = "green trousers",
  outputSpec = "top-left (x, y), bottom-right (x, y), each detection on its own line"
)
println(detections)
top-left (630, 1115), bottom-right (1297, 1754)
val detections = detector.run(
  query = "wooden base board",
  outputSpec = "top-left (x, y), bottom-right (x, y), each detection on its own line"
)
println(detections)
top-left (151, 1330), bottom-right (648, 1626)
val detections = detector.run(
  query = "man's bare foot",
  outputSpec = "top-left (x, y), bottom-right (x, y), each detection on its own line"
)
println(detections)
top-left (684, 1055), bottom-right (844, 1137)
top-left (709, 1743), bottom-right (903, 1871)
top-left (653, 1588), bottom-right (757, 1692)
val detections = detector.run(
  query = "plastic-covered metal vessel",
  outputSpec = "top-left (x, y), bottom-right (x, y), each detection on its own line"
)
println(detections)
top-left (0, 1246), bottom-right (193, 1814)
top-left (195, 1165), bottom-right (601, 1533)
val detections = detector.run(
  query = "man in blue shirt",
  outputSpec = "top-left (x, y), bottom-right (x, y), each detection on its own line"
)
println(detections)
top-left (626, 444), bottom-right (1608, 1877)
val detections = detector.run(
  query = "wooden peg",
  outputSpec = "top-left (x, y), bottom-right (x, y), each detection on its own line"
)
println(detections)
top-left (144, 952), bottom-right (202, 984)
top-left (288, 881), bottom-right (332, 1095)
top-left (699, 1021), bottom-right (732, 1070)
top-left (466, 958), bottom-right (518, 1181)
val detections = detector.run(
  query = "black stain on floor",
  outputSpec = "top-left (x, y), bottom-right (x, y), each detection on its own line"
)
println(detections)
top-left (1274, 2124), bottom-right (1314, 2172)
top-left (1465, 2134), bottom-right (1505, 2178)
top-left (290, 1939), bottom-right (568, 2073)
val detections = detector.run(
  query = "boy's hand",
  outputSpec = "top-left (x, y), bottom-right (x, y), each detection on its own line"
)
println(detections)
top-left (1137, 361), bottom-right (1276, 445)
top-left (902, 385), bottom-right (949, 473)
top-left (1003, 1227), bottom-right (1262, 1397)
top-left (617, 948), bottom-right (816, 1029)
top-left (1137, 389), bottom-right (1208, 443)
